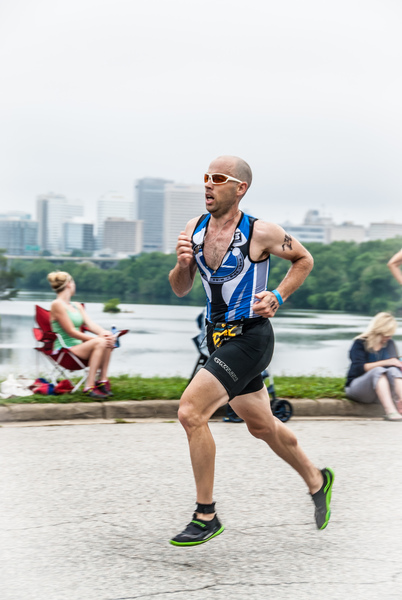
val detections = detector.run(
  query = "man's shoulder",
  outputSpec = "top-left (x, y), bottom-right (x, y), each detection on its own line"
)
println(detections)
top-left (251, 219), bottom-right (283, 238)
top-left (185, 214), bottom-right (207, 235)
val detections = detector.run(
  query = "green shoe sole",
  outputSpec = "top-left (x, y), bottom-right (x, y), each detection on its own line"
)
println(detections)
top-left (319, 467), bottom-right (335, 530)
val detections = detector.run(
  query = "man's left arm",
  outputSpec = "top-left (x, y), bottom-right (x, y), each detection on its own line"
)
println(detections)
top-left (251, 221), bottom-right (314, 318)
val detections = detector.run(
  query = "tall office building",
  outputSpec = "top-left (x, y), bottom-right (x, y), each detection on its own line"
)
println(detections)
top-left (97, 192), bottom-right (134, 250)
top-left (135, 178), bottom-right (173, 253)
top-left (103, 218), bottom-right (143, 255)
top-left (163, 184), bottom-right (205, 253)
top-left (0, 217), bottom-right (38, 255)
top-left (63, 218), bottom-right (95, 253)
top-left (36, 193), bottom-right (84, 253)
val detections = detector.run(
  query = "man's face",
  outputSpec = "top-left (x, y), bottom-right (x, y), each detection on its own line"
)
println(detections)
top-left (205, 158), bottom-right (241, 217)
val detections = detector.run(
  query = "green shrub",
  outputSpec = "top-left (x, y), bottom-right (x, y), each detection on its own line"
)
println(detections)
top-left (103, 298), bottom-right (121, 313)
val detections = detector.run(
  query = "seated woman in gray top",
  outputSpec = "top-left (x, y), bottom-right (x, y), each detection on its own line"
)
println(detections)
top-left (345, 312), bottom-right (402, 421)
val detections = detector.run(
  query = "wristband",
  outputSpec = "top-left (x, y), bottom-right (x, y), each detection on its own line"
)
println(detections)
top-left (271, 289), bottom-right (284, 305)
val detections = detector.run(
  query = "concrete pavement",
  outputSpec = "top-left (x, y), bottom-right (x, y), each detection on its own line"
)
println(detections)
top-left (1, 420), bottom-right (402, 600)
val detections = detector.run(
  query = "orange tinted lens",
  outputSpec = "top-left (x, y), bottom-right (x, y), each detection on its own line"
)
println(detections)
top-left (204, 174), bottom-right (210, 183)
top-left (211, 174), bottom-right (228, 184)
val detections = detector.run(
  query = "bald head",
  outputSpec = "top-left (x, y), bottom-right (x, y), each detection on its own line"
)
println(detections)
top-left (211, 155), bottom-right (253, 189)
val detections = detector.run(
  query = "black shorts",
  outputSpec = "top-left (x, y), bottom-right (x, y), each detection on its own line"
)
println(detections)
top-left (203, 317), bottom-right (275, 400)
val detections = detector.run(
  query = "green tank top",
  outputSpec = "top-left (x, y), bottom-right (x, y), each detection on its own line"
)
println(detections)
top-left (51, 303), bottom-right (85, 351)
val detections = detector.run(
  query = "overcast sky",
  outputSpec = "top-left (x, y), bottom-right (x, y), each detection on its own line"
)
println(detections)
top-left (1, 0), bottom-right (401, 227)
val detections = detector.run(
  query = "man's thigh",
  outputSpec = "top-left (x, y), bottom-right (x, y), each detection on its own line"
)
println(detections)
top-left (229, 384), bottom-right (275, 428)
top-left (181, 368), bottom-right (230, 420)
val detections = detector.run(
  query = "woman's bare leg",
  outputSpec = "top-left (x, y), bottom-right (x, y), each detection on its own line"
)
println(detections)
top-left (98, 348), bottom-right (113, 381)
top-left (70, 337), bottom-right (108, 387)
top-left (391, 377), bottom-right (402, 414)
top-left (376, 375), bottom-right (402, 418)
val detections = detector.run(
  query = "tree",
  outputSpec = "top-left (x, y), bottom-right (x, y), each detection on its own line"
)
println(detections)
top-left (7, 238), bottom-right (402, 314)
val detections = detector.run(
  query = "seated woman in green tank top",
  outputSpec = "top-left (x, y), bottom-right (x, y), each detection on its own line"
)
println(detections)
top-left (48, 271), bottom-right (116, 399)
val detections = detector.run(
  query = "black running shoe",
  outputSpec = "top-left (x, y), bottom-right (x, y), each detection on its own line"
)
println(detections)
top-left (169, 514), bottom-right (224, 546)
top-left (311, 467), bottom-right (335, 530)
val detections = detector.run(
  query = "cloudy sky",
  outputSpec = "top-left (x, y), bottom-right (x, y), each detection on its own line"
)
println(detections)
top-left (1, 0), bottom-right (401, 227)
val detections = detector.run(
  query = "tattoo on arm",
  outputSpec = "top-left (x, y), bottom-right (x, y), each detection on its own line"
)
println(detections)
top-left (282, 234), bottom-right (293, 252)
top-left (269, 301), bottom-right (278, 309)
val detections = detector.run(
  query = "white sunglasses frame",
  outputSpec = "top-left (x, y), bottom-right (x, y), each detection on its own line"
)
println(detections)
top-left (204, 172), bottom-right (243, 185)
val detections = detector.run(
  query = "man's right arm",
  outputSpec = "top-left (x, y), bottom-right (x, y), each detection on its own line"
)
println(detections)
top-left (387, 249), bottom-right (402, 285)
top-left (169, 218), bottom-right (199, 297)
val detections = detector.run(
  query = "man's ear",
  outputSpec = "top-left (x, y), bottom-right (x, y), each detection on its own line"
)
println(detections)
top-left (237, 181), bottom-right (248, 198)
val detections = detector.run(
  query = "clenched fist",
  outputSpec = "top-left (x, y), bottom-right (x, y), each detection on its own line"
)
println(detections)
top-left (176, 232), bottom-right (194, 269)
top-left (252, 291), bottom-right (280, 318)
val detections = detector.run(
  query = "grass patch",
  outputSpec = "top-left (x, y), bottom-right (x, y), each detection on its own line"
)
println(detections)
top-left (273, 376), bottom-right (347, 399)
top-left (0, 375), bottom-right (346, 404)
top-left (0, 376), bottom-right (188, 405)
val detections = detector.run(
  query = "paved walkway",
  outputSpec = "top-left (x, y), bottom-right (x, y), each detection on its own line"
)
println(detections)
top-left (1, 420), bottom-right (401, 600)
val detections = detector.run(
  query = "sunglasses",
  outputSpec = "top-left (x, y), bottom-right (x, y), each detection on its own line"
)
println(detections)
top-left (204, 173), bottom-right (243, 185)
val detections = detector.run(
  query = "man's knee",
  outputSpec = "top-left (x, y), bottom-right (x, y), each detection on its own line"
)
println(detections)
top-left (248, 417), bottom-right (297, 447)
top-left (247, 418), bottom-right (277, 441)
top-left (178, 394), bottom-right (205, 431)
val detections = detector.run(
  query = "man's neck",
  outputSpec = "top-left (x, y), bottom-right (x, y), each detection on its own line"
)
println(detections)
top-left (209, 208), bottom-right (241, 230)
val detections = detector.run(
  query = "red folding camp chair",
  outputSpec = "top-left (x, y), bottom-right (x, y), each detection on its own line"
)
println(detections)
top-left (33, 305), bottom-right (128, 393)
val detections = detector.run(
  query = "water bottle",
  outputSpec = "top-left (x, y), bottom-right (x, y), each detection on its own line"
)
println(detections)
top-left (111, 325), bottom-right (120, 348)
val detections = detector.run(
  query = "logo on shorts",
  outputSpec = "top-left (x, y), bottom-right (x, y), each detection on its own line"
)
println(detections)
top-left (213, 357), bottom-right (238, 382)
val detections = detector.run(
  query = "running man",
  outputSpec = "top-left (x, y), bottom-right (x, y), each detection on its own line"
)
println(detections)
top-left (168, 155), bottom-right (334, 546)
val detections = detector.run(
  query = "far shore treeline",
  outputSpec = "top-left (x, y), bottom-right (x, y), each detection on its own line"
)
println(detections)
top-left (5, 237), bottom-right (402, 315)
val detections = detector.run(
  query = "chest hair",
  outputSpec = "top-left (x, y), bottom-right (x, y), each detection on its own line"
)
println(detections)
top-left (203, 228), bottom-right (236, 272)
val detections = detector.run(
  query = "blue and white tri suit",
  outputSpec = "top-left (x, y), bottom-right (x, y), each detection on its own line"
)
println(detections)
top-left (192, 212), bottom-right (270, 323)
top-left (191, 212), bottom-right (275, 399)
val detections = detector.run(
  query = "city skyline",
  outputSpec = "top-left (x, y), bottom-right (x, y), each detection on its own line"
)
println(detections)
top-left (1, 1), bottom-right (402, 228)
top-left (5, 167), bottom-right (402, 231)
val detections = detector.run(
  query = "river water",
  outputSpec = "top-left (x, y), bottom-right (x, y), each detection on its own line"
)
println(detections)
top-left (1, 293), bottom-right (401, 380)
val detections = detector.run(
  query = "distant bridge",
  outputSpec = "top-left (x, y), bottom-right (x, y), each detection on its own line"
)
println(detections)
top-left (5, 255), bottom-right (123, 270)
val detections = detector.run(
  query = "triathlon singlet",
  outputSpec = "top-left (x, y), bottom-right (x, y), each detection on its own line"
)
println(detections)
top-left (192, 212), bottom-right (270, 323)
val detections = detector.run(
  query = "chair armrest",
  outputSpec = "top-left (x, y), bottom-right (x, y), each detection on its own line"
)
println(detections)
top-left (117, 329), bottom-right (129, 337)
